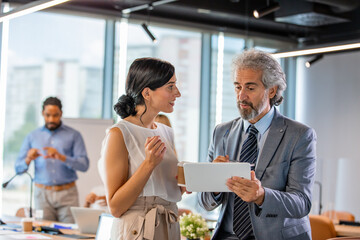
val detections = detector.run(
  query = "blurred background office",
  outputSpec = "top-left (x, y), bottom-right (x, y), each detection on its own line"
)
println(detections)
top-left (1, 0), bottom-right (360, 222)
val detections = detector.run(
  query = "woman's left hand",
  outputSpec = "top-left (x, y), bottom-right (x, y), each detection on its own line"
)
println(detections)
top-left (180, 186), bottom-right (192, 195)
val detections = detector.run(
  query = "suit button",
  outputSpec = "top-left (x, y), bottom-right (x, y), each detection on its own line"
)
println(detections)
top-left (132, 230), bottom-right (137, 235)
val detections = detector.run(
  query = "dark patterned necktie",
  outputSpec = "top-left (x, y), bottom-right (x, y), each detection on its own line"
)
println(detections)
top-left (233, 125), bottom-right (258, 239)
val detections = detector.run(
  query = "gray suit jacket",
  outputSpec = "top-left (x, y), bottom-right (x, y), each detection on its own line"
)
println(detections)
top-left (198, 109), bottom-right (316, 240)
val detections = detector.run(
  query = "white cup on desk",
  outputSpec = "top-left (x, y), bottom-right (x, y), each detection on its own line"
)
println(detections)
top-left (35, 209), bottom-right (44, 221)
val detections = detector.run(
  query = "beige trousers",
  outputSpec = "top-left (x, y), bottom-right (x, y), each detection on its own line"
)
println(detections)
top-left (34, 185), bottom-right (79, 223)
top-left (110, 196), bottom-right (180, 240)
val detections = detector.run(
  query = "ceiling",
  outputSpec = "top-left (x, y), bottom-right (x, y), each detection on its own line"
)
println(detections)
top-left (6, 0), bottom-right (360, 49)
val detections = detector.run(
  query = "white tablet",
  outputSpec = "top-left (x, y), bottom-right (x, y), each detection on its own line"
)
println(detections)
top-left (183, 162), bottom-right (250, 192)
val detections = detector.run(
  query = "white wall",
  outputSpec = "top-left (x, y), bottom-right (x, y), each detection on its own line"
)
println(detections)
top-left (62, 118), bottom-right (113, 206)
top-left (296, 51), bottom-right (360, 220)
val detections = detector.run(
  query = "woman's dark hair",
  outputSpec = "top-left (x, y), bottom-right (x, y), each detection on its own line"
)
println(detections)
top-left (114, 57), bottom-right (175, 119)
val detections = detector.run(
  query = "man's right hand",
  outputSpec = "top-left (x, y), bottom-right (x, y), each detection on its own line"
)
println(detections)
top-left (213, 155), bottom-right (229, 163)
top-left (25, 148), bottom-right (41, 165)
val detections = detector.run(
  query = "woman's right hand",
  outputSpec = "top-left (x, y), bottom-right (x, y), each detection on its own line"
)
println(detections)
top-left (144, 136), bottom-right (166, 168)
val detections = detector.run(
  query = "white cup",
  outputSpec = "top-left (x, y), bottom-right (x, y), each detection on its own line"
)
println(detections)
top-left (35, 209), bottom-right (44, 221)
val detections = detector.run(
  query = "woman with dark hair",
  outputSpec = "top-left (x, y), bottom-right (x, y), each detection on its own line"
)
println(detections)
top-left (101, 58), bottom-right (182, 240)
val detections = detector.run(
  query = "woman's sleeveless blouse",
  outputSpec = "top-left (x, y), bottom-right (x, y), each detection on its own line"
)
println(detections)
top-left (110, 120), bottom-right (181, 203)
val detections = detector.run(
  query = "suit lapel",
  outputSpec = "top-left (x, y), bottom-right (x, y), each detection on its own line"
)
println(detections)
top-left (224, 119), bottom-right (243, 161)
top-left (256, 110), bottom-right (287, 180)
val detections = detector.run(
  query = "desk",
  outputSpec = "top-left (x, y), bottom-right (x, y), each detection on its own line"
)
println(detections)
top-left (335, 224), bottom-right (360, 237)
top-left (0, 216), bottom-right (95, 240)
top-left (0, 227), bottom-right (95, 240)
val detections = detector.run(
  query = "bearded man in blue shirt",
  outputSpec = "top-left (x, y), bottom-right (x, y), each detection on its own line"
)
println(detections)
top-left (15, 97), bottom-right (89, 223)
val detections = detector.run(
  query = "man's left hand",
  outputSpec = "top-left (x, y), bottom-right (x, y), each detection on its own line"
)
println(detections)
top-left (43, 147), bottom-right (66, 162)
top-left (226, 171), bottom-right (265, 206)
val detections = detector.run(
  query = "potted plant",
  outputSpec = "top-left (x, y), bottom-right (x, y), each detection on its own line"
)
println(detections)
top-left (179, 212), bottom-right (209, 240)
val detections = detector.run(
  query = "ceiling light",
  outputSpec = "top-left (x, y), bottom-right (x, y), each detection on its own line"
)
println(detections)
top-left (122, 0), bottom-right (177, 15)
top-left (305, 55), bottom-right (323, 68)
top-left (141, 23), bottom-right (157, 43)
top-left (272, 42), bottom-right (360, 58)
top-left (253, 2), bottom-right (280, 19)
top-left (0, 0), bottom-right (71, 23)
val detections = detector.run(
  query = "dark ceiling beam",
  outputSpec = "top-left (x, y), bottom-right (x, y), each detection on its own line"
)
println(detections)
top-left (4, 0), bottom-right (360, 47)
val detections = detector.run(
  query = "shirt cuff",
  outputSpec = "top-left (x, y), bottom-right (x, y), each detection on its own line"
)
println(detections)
top-left (16, 160), bottom-right (29, 174)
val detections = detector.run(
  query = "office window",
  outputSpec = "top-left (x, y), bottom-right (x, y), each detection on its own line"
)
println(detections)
top-left (210, 35), bottom-right (285, 134)
top-left (210, 35), bottom-right (246, 132)
top-left (2, 12), bottom-right (105, 216)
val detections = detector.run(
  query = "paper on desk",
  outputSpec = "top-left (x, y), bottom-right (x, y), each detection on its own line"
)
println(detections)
top-left (0, 230), bottom-right (21, 234)
top-left (6, 234), bottom-right (51, 239)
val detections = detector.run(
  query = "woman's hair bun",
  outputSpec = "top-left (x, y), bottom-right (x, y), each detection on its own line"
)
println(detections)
top-left (114, 94), bottom-right (136, 119)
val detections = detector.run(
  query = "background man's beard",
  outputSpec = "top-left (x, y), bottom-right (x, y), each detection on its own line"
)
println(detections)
top-left (46, 122), bottom-right (60, 130)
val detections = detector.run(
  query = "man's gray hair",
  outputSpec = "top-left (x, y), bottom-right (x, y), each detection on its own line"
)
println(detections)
top-left (232, 49), bottom-right (287, 106)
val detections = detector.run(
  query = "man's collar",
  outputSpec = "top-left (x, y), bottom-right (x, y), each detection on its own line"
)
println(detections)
top-left (243, 107), bottom-right (274, 135)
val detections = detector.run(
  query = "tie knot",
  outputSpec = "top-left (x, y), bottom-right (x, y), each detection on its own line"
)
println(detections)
top-left (248, 125), bottom-right (258, 136)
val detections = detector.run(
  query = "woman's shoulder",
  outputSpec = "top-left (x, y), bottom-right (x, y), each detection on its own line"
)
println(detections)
top-left (107, 120), bottom-right (129, 132)
top-left (104, 122), bottom-right (126, 140)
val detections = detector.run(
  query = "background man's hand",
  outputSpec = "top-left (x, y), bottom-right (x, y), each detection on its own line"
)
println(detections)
top-left (25, 148), bottom-right (41, 165)
top-left (226, 171), bottom-right (265, 205)
top-left (43, 147), bottom-right (66, 162)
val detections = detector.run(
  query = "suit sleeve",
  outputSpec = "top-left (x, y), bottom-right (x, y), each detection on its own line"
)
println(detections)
top-left (256, 127), bottom-right (317, 219)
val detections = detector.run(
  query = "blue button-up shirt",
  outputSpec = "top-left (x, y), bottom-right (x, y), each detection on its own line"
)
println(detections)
top-left (15, 123), bottom-right (89, 186)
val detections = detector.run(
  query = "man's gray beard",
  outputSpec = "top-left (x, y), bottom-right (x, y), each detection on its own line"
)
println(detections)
top-left (237, 91), bottom-right (269, 121)
top-left (238, 105), bottom-right (259, 120)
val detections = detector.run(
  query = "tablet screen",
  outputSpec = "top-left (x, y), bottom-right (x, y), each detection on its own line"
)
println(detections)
top-left (183, 162), bottom-right (250, 192)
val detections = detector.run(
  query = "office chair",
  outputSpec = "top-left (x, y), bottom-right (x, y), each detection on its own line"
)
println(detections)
top-left (15, 207), bottom-right (28, 217)
top-left (327, 238), bottom-right (360, 240)
top-left (309, 215), bottom-right (337, 240)
top-left (322, 210), bottom-right (355, 222)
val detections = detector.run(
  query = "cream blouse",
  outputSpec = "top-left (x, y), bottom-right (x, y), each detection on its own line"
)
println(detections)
top-left (100, 120), bottom-right (181, 203)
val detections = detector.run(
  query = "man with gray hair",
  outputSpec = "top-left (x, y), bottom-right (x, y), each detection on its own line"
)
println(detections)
top-left (198, 49), bottom-right (316, 239)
